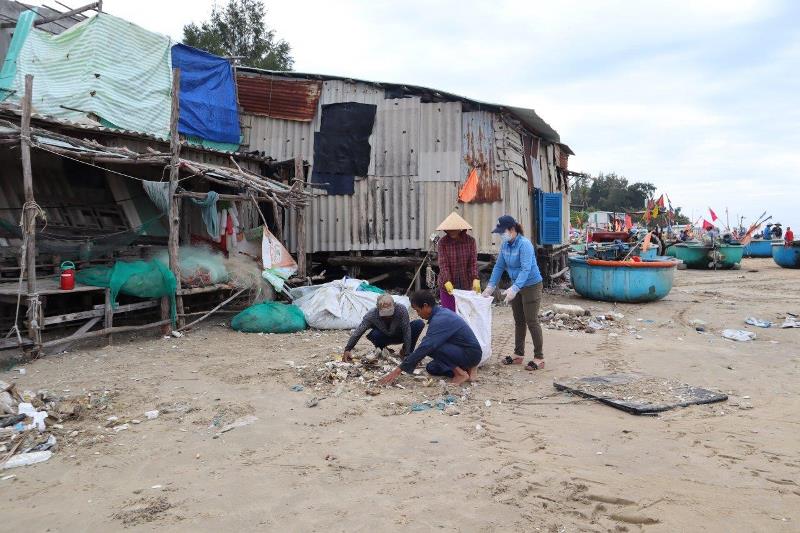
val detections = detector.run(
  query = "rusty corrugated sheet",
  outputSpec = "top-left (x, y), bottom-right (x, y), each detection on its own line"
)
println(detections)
top-left (236, 74), bottom-right (321, 122)
top-left (416, 101), bottom-right (462, 181)
top-left (461, 111), bottom-right (501, 203)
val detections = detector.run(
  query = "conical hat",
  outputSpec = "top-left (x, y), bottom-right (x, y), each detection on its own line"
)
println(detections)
top-left (436, 212), bottom-right (472, 231)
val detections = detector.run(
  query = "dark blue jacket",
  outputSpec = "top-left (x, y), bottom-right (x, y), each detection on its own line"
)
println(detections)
top-left (399, 306), bottom-right (481, 373)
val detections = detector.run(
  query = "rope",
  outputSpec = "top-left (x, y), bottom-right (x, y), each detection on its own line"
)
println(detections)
top-left (4, 200), bottom-right (46, 346)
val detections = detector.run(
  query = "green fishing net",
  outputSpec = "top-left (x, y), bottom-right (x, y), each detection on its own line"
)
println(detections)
top-left (230, 302), bottom-right (307, 333)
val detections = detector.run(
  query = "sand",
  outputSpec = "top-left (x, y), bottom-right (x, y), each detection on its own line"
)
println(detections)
top-left (1, 257), bottom-right (799, 532)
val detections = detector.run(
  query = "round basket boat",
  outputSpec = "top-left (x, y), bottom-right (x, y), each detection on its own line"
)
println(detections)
top-left (569, 256), bottom-right (678, 303)
top-left (772, 242), bottom-right (800, 269)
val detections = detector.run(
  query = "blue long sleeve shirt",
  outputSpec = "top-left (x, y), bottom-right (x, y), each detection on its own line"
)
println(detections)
top-left (488, 235), bottom-right (543, 290)
top-left (399, 306), bottom-right (481, 374)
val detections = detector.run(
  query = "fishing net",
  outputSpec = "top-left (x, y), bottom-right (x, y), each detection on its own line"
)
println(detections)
top-left (230, 302), bottom-right (307, 333)
top-left (153, 246), bottom-right (229, 288)
top-left (75, 260), bottom-right (177, 324)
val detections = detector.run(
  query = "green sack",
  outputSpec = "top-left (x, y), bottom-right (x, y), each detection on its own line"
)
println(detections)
top-left (357, 282), bottom-right (385, 294)
top-left (231, 302), bottom-right (307, 333)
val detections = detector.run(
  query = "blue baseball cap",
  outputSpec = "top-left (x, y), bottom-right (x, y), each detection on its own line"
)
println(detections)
top-left (492, 215), bottom-right (517, 234)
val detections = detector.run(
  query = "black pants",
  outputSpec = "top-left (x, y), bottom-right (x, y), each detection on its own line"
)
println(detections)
top-left (366, 319), bottom-right (424, 351)
top-left (425, 343), bottom-right (482, 378)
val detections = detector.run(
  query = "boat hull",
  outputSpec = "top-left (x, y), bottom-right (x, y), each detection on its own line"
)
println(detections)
top-left (569, 257), bottom-right (676, 303)
top-left (772, 243), bottom-right (800, 268)
top-left (743, 239), bottom-right (777, 257)
top-left (668, 243), bottom-right (743, 269)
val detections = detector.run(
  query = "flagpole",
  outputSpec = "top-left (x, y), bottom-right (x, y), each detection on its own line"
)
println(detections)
top-left (726, 208), bottom-right (730, 231)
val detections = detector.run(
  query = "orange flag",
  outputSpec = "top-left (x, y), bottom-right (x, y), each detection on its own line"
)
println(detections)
top-left (458, 168), bottom-right (478, 203)
top-left (624, 214), bottom-right (633, 230)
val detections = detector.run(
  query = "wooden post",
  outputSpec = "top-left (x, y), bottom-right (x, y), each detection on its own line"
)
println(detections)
top-left (103, 288), bottom-right (113, 345)
top-left (20, 74), bottom-right (41, 348)
top-left (294, 155), bottom-right (307, 277)
top-left (270, 196), bottom-right (283, 242)
top-left (168, 68), bottom-right (185, 328)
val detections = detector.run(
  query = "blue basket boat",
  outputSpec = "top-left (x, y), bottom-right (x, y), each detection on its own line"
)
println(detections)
top-left (744, 239), bottom-right (778, 257)
top-left (772, 242), bottom-right (800, 268)
top-left (569, 256), bottom-right (678, 303)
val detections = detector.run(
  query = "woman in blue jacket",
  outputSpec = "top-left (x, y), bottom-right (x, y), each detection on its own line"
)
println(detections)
top-left (482, 215), bottom-right (545, 370)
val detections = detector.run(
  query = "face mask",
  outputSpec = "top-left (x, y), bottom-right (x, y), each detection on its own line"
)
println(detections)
top-left (501, 230), bottom-right (513, 243)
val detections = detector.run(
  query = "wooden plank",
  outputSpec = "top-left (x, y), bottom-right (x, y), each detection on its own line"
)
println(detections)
top-left (41, 319), bottom-right (170, 350)
top-left (168, 68), bottom-right (185, 329)
top-left (178, 287), bottom-right (247, 332)
top-left (47, 316), bottom-right (101, 353)
top-left (294, 155), bottom-right (306, 276)
top-left (41, 299), bottom-right (160, 326)
top-left (0, 337), bottom-right (34, 350)
top-left (176, 284), bottom-right (234, 296)
top-left (20, 74), bottom-right (40, 349)
top-left (103, 288), bottom-right (113, 345)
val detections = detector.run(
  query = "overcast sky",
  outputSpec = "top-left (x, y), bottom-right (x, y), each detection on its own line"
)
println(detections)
top-left (99, 0), bottom-right (799, 227)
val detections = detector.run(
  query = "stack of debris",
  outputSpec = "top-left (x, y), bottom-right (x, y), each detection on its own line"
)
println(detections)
top-left (1, 381), bottom-right (61, 470)
top-left (539, 304), bottom-right (625, 333)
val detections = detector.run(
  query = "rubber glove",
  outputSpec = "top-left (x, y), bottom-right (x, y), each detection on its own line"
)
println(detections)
top-left (444, 281), bottom-right (454, 295)
top-left (472, 279), bottom-right (481, 294)
top-left (502, 286), bottom-right (519, 304)
top-left (481, 285), bottom-right (495, 298)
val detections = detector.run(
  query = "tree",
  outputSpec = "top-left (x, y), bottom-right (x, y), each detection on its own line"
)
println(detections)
top-left (183, 0), bottom-right (293, 70)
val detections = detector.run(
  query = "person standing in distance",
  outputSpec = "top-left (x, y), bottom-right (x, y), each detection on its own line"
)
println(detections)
top-left (482, 215), bottom-right (546, 371)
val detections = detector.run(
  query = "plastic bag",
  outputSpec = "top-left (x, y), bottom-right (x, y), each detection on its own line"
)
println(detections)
top-left (294, 278), bottom-right (410, 330)
top-left (721, 329), bottom-right (755, 342)
top-left (230, 302), bottom-right (307, 333)
top-left (453, 289), bottom-right (493, 366)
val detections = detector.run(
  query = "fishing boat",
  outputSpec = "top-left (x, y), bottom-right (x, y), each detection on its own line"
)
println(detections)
top-left (667, 242), bottom-right (744, 269)
top-left (743, 238), bottom-right (778, 257)
top-left (569, 256), bottom-right (678, 303)
top-left (772, 242), bottom-right (800, 268)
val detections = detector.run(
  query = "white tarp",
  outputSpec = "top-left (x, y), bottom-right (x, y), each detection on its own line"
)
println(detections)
top-left (453, 289), bottom-right (492, 366)
top-left (294, 278), bottom-right (410, 330)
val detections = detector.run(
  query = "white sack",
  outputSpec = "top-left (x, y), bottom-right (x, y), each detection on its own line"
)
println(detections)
top-left (453, 289), bottom-right (493, 366)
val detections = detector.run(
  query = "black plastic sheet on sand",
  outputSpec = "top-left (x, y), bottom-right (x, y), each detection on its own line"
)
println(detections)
top-left (553, 373), bottom-right (728, 415)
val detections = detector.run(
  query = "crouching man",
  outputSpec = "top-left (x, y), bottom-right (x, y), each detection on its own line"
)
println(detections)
top-left (379, 290), bottom-right (482, 386)
top-left (343, 294), bottom-right (424, 362)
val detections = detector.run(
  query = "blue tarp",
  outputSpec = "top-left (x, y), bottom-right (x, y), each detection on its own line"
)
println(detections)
top-left (171, 43), bottom-right (240, 144)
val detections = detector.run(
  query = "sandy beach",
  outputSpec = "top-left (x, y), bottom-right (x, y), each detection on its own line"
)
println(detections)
top-left (1, 258), bottom-right (799, 532)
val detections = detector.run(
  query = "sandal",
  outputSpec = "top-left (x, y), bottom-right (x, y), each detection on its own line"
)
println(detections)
top-left (502, 356), bottom-right (524, 365)
top-left (525, 360), bottom-right (545, 371)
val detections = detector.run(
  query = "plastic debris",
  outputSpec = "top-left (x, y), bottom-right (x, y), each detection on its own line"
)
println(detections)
top-left (17, 403), bottom-right (47, 432)
top-left (722, 329), bottom-right (756, 342)
top-left (2, 451), bottom-right (52, 470)
top-left (219, 415), bottom-right (258, 434)
top-left (290, 385), bottom-right (304, 392)
top-left (551, 304), bottom-right (589, 317)
top-left (745, 317), bottom-right (773, 328)
top-left (689, 319), bottom-right (706, 327)
top-left (144, 410), bottom-right (160, 420)
top-left (781, 317), bottom-right (800, 329)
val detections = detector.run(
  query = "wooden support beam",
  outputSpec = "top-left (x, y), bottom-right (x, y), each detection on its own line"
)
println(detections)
top-left (20, 74), bottom-right (41, 349)
top-left (168, 68), bottom-right (185, 329)
top-left (47, 316), bottom-right (101, 354)
top-left (327, 255), bottom-right (425, 268)
top-left (0, 1), bottom-right (101, 28)
top-left (41, 319), bottom-right (170, 350)
top-left (103, 288), bottom-right (113, 345)
top-left (42, 299), bottom-right (159, 326)
top-left (294, 155), bottom-right (306, 276)
top-left (178, 287), bottom-right (247, 332)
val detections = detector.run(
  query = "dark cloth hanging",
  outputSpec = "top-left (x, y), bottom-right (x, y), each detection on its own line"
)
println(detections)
top-left (311, 102), bottom-right (376, 195)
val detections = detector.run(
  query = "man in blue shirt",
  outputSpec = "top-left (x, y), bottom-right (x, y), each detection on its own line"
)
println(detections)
top-left (379, 290), bottom-right (482, 386)
top-left (482, 215), bottom-right (546, 371)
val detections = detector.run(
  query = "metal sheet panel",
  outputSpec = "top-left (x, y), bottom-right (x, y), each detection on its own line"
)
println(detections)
top-left (370, 97), bottom-right (419, 177)
top-left (461, 111), bottom-right (501, 202)
top-left (236, 74), bottom-right (321, 121)
top-left (416, 101), bottom-right (462, 182)
top-left (241, 113), bottom-right (313, 162)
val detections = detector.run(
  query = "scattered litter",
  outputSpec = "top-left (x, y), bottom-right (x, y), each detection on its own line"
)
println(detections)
top-left (745, 317), bottom-right (773, 328)
top-left (410, 395), bottom-right (458, 413)
top-left (635, 335), bottom-right (643, 340)
top-left (2, 451), bottom-right (52, 469)
top-left (484, 400), bottom-right (492, 407)
top-left (689, 319), bottom-right (706, 327)
top-left (722, 329), bottom-right (756, 342)
top-left (151, 485), bottom-right (163, 489)
top-left (113, 424), bottom-right (130, 433)
top-left (2, 474), bottom-right (16, 481)
top-left (539, 308), bottom-right (624, 333)
top-left (305, 397), bottom-right (319, 408)
top-left (17, 403), bottom-right (47, 432)
top-left (781, 317), bottom-right (800, 329)
top-left (107, 416), bottom-right (119, 422)
top-left (475, 424), bottom-right (483, 431)
top-left (551, 304), bottom-right (589, 316)
top-left (290, 385), bottom-right (304, 392)
top-left (17, 369), bottom-right (26, 375)
top-left (170, 330), bottom-right (184, 338)
top-left (218, 415), bottom-right (258, 434)
top-left (144, 410), bottom-right (159, 420)
top-left (695, 326), bottom-right (706, 333)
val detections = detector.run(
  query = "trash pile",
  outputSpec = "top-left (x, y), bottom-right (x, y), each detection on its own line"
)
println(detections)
top-left (539, 304), bottom-right (625, 333)
top-left (1, 381), bottom-right (61, 470)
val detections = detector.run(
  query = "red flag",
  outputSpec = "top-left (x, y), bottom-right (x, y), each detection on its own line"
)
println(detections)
top-left (702, 219), bottom-right (715, 231)
top-left (656, 195), bottom-right (665, 207)
top-left (708, 207), bottom-right (718, 221)
top-left (458, 168), bottom-right (478, 203)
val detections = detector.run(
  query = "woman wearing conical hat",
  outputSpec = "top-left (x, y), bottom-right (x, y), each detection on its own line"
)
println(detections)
top-left (436, 212), bottom-right (481, 312)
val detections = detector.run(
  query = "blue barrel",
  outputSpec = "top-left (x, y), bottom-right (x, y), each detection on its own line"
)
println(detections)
top-left (569, 256), bottom-right (677, 303)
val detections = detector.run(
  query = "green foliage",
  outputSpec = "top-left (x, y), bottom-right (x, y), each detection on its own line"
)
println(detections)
top-left (183, 0), bottom-right (293, 70)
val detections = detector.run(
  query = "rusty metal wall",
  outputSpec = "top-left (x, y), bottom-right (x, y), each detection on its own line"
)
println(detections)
top-left (461, 111), bottom-right (501, 203)
top-left (417, 101), bottom-right (462, 182)
top-left (236, 74), bottom-right (321, 121)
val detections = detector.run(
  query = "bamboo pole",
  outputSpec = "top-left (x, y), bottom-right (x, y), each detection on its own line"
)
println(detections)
top-left (178, 287), bottom-right (247, 332)
top-left (294, 155), bottom-right (306, 277)
top-left (168, 68), bottom-right (185, 329)
top-left (20, 74), bottom-right (41, 349)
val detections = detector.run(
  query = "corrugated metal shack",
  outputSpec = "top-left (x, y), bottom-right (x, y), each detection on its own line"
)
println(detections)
top-left (235, 69), bottom-right (573, 276)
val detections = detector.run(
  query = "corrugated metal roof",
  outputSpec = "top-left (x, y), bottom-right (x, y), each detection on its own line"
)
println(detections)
top-left (371, 97), bottom-right (419, 177)
top-left (241, 112), bottom-right (313, 162)
top-left (237, 66), bottom-right (571, 152)
top-left (236, 74), bottom-right (321, 121)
